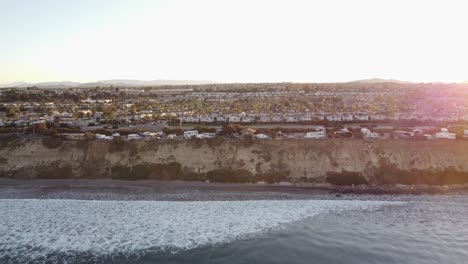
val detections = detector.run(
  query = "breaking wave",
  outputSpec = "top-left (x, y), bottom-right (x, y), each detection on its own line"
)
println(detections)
top-left (0, 199), bottom-right (398, 263)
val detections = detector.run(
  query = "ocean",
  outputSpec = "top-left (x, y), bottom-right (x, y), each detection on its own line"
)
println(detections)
top-left (0, 181), bottom-right (467, 264)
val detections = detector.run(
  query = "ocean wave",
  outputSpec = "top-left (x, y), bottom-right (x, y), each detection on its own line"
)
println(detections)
top-left (0, 199), bottom-right (398, 262)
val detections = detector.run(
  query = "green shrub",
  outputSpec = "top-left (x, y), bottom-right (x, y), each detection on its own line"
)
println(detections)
top-left (111, 162), bottom-right (185, 180)
top-left (151, 161), bottom-right (183, 180)
top-left (189, 136), bottom-right (204, 148)
top-left (36, 161), bottom-right (73, 179)
top-left (193, 126), bottom-right (216, 133)
top-left (206, 136), bottom-right (225, 147)
top-left (326, 170), bottom-right (368, 185)
top-left (259, 172), bottom-right (284, 183)
top-left (41, 136), bottom-right (63, 149)
top-left (108, 137), bottom-right (138, 154)
top-left (242, 134), bottom-right (254, 146)
top-left (206, 168), bottom-right (252, 183)
top-left (111, 165), bottom-right (133, 180)
top-left (375, 161), bottom-right (468, 185)
top-left (181, 171), bottom-right (205, 181)
top-left (74, 139), bottom-right (89, 150)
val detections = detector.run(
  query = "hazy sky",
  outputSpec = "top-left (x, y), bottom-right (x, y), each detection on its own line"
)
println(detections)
top-left (1, 0), bottom-right (467, 83)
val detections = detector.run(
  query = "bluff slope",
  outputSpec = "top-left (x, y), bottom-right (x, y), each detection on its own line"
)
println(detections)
top-left (1, 138), bottom-right (468, 185)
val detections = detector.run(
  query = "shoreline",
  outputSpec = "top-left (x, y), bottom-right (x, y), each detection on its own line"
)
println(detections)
top-left (1, 178), bottom-right (467, 196)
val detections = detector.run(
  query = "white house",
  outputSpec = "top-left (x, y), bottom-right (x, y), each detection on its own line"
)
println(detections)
top-left (228, 116), bottom-right (240, 123)
top-left (354, 114), bottom-right (369, 121)
top-left (312, 115), bottom-right (325, 121)
top-left (241, 116), bottom-right (254, 123)
top-left (326, 114), bottom-right (341, 122)
top-left (272, 116), bottom-right (283, 122)
top-left (215, 116), bottom-right (226, 123)
top-left (258, 116), bottom-right (271, 123)
top-left (342, 113), bottom-right (354, 121)
top-left (183, 116), bottom-right (200, 123)
top-left (299, 115), bottom-right (312, 122)
top-left (200, 116), bottom-right (214, 123)
top-left (370, 114), bottom-right (387, 121)
top-left (285, 116), bottom-right (298, 123)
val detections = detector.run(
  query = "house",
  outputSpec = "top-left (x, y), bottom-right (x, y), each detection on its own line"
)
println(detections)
top-left (215, 116), bottom-right (226, 123)
top-left (284, 116), bottom-right (298, 123)
top-left (241, 116), bottom-right (253, 123)
top-left (271, 116), bottom-right (283, 122)
top-left (200, 116), bottom-right (214, 123)
top-left (299, 115), bottom-right (312, 122)
top-left (342, 113), bottom-right (354, 121)
top-left (258, 116), bottom-right (270, 123)
top-left (312, 114), bottom-right (325, 121)
top-left (228, 116), bottom-right (240, 123)
top-left (325, 114), bottom-right (341, 122)
top-left (75, 118), bottom-right (96, 127)
top-left (370, 114), bottom-right (386, 121)
top-left (354, 114), bottom-right (369, 121)
top-left (183, 116), bottom-right (200, 123)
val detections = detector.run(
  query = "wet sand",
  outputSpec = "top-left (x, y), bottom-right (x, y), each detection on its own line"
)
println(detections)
top-left (0, 179), bottom-right (467, 200)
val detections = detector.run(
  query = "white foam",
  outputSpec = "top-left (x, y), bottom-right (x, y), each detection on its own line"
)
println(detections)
top-left (0, 199), bottom-right (398, 259)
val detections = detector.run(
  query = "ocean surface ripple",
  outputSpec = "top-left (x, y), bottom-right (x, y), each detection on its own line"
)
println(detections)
top-left (0, 199), bottom-right (396, 263)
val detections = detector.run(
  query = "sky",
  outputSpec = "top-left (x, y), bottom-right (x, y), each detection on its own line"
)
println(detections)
top-left (1, 0), bottom-right (468, 84)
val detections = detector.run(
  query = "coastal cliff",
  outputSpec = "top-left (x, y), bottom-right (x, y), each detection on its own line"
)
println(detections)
top-left (1, 138), bottom-right (468, 185)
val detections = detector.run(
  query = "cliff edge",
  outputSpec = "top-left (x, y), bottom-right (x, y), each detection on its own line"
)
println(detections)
top-left (1, 138), bottom-right (468, 185)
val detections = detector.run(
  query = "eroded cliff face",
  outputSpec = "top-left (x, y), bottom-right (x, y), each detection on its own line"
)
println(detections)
top-left (1, 139), bottom-right (468, 184)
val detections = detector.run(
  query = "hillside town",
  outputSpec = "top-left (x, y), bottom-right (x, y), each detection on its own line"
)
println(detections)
top-left (1, 82), bottom-right (468, 141)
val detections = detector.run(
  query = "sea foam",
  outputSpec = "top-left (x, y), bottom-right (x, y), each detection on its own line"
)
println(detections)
top-left (0, 199), bottom-right (397, 261)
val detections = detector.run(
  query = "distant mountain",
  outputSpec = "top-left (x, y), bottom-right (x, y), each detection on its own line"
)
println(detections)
top-left (0, 80), bottom-right (215, 88)
top-left (349, 78), bottom-right (412, 84)
top-left (78, 79), bottom-right (215, 88)
top-left (0, 81), bottom-right (81, 88)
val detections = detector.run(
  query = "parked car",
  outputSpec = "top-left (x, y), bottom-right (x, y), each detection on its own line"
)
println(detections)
top-left (128, 134), bottom-right (142, 140)
top-left (183, 130), bottom-right (198, 139)
top-left (255, 133), bottom-right (269, 139)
